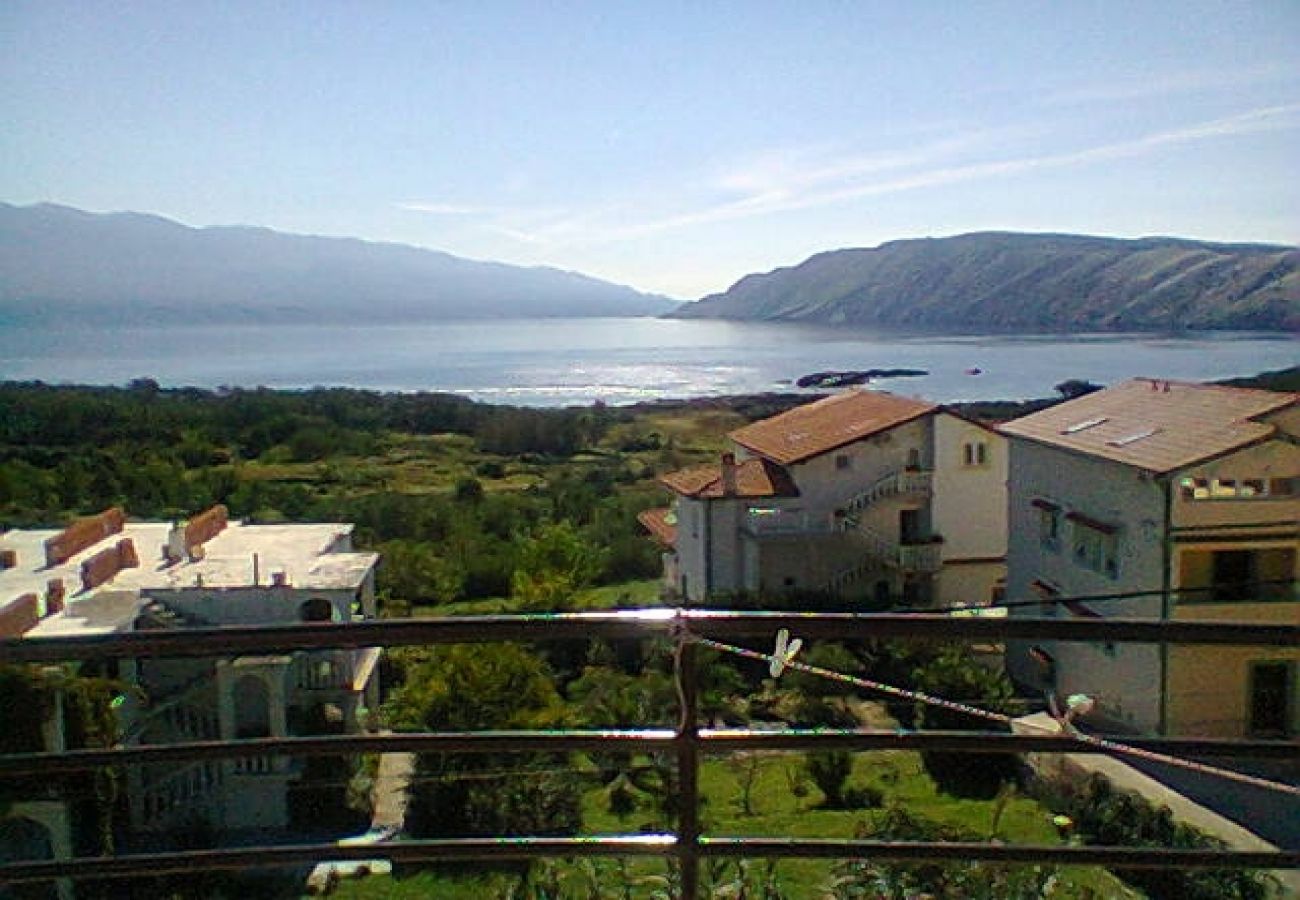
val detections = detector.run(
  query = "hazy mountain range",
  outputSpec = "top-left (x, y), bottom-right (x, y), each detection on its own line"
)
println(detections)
top-left (671, 232), bottom-right (1299, 331)
top-left (0, 203), bottom-right (676, 324)
top-left (3, 205), bottom-right (1296, 332)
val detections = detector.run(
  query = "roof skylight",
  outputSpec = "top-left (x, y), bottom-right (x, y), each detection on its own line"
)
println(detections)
top-left (1060, 416), bottom-right (1109, 435)
top-left (1106, 428), bottom-right (1159, 447)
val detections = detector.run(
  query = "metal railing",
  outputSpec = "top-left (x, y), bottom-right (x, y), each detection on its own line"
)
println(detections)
top-left (1, 610), bottom-right (1297, 897)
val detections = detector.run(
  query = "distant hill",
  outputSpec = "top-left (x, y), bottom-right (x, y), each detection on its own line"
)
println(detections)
top-left (671, 232), bottom-right (1299, 331)
top-left (0, 203), bottom-right (677, 324)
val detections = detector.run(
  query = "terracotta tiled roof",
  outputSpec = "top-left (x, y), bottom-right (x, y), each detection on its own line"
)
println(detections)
top-left (637, 508), bottom-right (677, 546)
top-left (729, 389), bottom-right (937, 465)
top-left (998, 378), bottom-right (1298, 474)
top-left (658, 457), bottom-right (800, 499)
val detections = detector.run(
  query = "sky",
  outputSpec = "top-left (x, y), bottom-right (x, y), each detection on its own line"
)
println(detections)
top-left (3, 2), bottom-right (1298, 299)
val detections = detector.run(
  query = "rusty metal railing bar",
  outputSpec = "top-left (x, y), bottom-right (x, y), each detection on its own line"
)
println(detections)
top-left (2, 610), bottom-right (1296, 662)
top-left (2, 837), bottom-right (1296, 885)
top-left (1, 729), bottom-right (1294, 776)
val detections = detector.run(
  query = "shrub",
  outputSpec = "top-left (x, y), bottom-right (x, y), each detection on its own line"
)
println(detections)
top-left (806, 751), bottom-right (853, 808)
top-left (826, 805), bottom-right (1060, 898)
top-left (1036, 773), bottom-right (1277, 900)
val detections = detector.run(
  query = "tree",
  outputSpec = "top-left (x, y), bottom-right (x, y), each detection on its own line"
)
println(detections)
top-left (386, 644), bottom-right (582, 840)
top-left (511, 521), bottom-right (606, 611)
top-left (376, 540), bottom-right (464, 605)
top-left (911, 645), bottom-right (1018, 797)
top-left (806, 751), bottom-right (853, 809)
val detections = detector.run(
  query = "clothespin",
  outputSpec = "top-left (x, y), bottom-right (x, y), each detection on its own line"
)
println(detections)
top-left (1051, 692), bottom-right (1095, 733)
top-left (769, 628), bottom-right (803, 678)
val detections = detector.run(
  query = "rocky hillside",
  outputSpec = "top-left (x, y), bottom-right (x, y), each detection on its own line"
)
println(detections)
top-left (672, 232), bottom-right (1298, 331)
top-left (0, 203), bottom-right (677, 325)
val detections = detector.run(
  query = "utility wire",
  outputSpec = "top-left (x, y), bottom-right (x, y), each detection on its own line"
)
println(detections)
top-left (891, 578), bottom-right (1297, 617)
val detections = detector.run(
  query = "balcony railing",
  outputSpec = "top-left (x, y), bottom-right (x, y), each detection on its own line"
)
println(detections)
top-left (1, 611), bottom-right (1297, 897)
top-left (842, 468), bottom-right (933, 514)
top-left (898, 539), bottom-right (943, 573)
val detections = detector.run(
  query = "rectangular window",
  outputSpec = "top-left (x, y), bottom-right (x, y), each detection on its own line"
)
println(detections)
top-left (1067, 513), bottom-right (1119, 578)
top-left (835, 454), bottom-right (852, 470)
top-left (962, 441), bottom-right (988, 467)
top-left (1032, 499), bottom-right (1061, 551)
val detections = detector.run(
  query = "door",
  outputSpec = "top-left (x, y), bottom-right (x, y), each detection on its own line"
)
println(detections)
top-left (1249, 662), bottom-right (1293, 737)
top-left (899, 509), bottom-right (923, 544)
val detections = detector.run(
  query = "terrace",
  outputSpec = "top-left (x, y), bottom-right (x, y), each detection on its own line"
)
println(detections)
top-left (1, 609), bottom-right (1297, 897)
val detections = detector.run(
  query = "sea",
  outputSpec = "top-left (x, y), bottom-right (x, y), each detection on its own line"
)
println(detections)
top-left (0, 318), bottom-right (1294, 406)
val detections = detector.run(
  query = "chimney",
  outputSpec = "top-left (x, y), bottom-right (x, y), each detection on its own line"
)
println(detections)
top-left (79, 539), bottom-right (139, 592)
top-left (46, 578), bottom-right (66, 615)
top-left (163, 522), bottom-right (186, 564)
top-left (44, 506), bottom-right (127, 567)
top-left (183, 504), bottom-right (229, 556)
top-left (720, 452), bottom-right (738, 497)
top-left (0, 594), bottom-right (40, 638)
top-left (117, 538), bottom-right (139, 569)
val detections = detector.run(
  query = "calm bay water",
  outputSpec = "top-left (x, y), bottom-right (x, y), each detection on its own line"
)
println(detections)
top-left (0, 318), bottom-right (1294, 406)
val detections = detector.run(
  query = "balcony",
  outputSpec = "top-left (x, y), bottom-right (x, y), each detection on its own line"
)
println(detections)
top-left (898, 539), bottom-right (943, 573)
top-left (1, 612), bottom-right (1296, 895)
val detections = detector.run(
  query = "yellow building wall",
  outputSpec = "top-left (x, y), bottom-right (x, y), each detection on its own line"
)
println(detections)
top-left (1170, 596), bottom-right (1299, 737)
top-left (1171, 439), bottom-right (1299, 530)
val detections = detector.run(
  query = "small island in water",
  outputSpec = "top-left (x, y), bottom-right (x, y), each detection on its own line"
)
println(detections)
top-left (796, 368), bottom-right (929, 388)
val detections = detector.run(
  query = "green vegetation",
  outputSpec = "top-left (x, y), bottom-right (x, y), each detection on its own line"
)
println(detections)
top-left (0, 381), bottom-right (758, 610)
top-left (5, 377), bottom-right (1290, 898)
top-left (1218, 364), bottom-right (1300, 393)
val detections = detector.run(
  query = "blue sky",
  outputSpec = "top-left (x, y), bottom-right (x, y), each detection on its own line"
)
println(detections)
top-left (3, 1), bottom-right (1297, 298)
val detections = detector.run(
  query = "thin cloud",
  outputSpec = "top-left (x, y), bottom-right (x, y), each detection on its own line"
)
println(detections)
top-left (560, 104), bottom-right (1300, 245)
top-left (397, 202), bottom-right (493, 215)
top-left (402, 104), bottom-right (1299, 252)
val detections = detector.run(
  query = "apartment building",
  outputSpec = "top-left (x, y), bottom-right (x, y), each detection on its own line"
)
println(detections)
top-left (1000, 378), bottom-right (1298, 738)
top-left (0, 506), bottom-right (380, 888)
top-left (641, 389), bottom-right (1007, 608)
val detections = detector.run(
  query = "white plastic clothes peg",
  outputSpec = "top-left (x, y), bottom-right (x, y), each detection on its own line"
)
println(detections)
top-left (769, 628), bottom-right (803, 678)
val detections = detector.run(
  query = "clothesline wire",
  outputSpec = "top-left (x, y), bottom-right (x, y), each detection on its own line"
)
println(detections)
top-left (691, 634), bottom-right (1300, 798)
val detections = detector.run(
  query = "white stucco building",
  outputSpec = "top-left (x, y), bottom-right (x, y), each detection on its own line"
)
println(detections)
top-left (641, 389), bottom-right (1008, 608)
top-left (1000, 378), bottom-right (1298, 738)
top-left (0, 505), bottom-right (380, 885)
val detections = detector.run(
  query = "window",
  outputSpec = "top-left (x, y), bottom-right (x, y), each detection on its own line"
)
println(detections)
top-left (1179, 475), bottom-right (1294, 500)
top-left (962, 441), bottom-right (988, 466)
top-left (1068, 514), bottom-right (1119, 578)
top-left (835, 454), bottom-right (852, 470)
top-left (1033, 499), bottom-right (1061, 551)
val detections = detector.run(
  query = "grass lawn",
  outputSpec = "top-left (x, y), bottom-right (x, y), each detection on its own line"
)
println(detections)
top-left (326, 746), bottom-right (1137, 899)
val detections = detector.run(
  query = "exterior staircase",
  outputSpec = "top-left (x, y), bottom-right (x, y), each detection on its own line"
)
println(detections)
top-left (826, 469), bottom-right (941, 593)
top-left (840, 468), bottom-right (932, 515)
